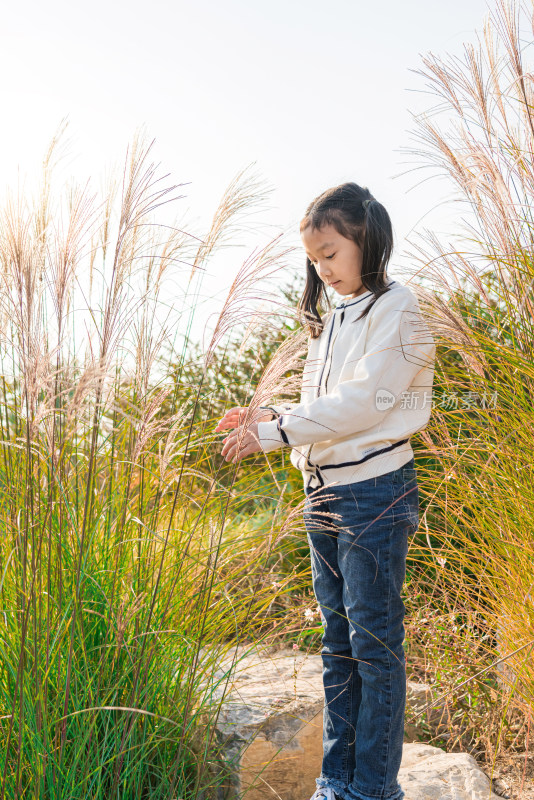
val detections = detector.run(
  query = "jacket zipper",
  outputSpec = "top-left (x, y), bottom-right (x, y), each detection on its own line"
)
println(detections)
top-left (305, 307), bottom-right (345, 471)
top-left (324, 309), bottom-right (345, 393)
top-left (316, 313), bottom-right (337, 397)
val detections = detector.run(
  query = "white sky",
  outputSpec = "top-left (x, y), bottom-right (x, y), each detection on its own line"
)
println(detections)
top-left (0, 0), bottom-right (503, 354)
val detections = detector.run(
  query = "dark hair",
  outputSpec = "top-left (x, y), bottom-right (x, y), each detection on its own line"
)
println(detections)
top-left (297, 182), bottom-right (394, 338)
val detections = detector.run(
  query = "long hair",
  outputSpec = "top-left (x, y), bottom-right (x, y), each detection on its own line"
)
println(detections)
top-left (297, 182), bottom-right (394, 338)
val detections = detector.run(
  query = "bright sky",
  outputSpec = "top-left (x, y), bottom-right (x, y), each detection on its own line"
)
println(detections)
top-left (0, 0), bottom-right (497, 352)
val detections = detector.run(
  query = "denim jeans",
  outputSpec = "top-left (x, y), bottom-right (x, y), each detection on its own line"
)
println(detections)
top-left (303, 458), bottom-right (419, 800)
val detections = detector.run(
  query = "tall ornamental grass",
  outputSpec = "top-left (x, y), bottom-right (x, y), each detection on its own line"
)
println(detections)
top-left (0, 131), bottom-right (313, 799)
top-left (398, 0), bottom-right (534, 766)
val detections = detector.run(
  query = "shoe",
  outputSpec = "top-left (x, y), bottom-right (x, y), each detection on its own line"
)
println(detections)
top-left (309, 789), bottom-right (342, 800)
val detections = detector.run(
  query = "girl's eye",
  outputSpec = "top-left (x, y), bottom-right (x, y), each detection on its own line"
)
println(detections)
top-left (309, 254), bottom-right (335, 266)
top-left (309, 254), bottom-right (335, 265)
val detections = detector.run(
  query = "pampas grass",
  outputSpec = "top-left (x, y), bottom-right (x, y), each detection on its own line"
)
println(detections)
top-left (398, 0), bottom-right (534, 767)
top-left (0, 128), bottom-right (313, 798)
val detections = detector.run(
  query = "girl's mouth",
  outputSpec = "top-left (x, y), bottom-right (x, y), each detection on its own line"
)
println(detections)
top-left (330, 280), bottom-right (341, 287)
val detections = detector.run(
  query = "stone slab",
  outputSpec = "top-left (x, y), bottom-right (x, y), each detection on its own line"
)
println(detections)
top-left (203, 643), bottom-right (502, 800)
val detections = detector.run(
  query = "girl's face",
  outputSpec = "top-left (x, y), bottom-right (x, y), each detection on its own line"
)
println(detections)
top-left (301, 223), bottom-right (368, 299)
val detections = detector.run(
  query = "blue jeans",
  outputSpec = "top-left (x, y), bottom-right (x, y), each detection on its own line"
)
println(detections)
top-left (303, 458), bottom-right (419, 800)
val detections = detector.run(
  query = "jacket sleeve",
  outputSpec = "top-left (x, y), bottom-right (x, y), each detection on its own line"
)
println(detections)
top-left (258, 403), bottom-right (299, 420)
top-left (256, 291), bottom-right (435, 453)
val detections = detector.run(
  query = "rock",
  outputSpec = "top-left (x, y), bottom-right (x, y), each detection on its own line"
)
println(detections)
top-left (209, 643), bottom-right (325, 800)
top-left (400, 744), bottom-right (502, 799)
top-left (206, 643), bottom-right (502, 800)
top-left (404, 679), bottom-right (449, 741)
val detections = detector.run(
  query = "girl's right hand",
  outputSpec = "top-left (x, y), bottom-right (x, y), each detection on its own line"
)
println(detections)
top-left (214, 406), bottom-right (273, 433)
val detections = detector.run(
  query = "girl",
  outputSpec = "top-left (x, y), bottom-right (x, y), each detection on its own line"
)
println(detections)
top-left (215, 183), bottom-right (435, 800)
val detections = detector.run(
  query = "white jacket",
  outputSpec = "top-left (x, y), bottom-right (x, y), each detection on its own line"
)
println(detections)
top-left (257, 279), bottom-right (436, 490)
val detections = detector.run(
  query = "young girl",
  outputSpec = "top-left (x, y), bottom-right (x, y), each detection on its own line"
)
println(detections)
top-left (215, 183), bottom-right (435, 800)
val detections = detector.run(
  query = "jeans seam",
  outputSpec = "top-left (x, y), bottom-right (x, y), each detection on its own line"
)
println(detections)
top-left (342, 654), bottom-right (354, 781)
top-left (382, 537), bottom-right (393, 797)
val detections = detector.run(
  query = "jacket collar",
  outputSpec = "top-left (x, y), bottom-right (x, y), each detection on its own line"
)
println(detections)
top-left (334, 280), bottom-right (396, 310)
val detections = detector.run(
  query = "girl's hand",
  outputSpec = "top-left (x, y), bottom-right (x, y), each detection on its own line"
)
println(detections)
top-left (215, 406), bottom-right (275, 463)
top-left (220, 422), bottom-right (262, 463)
top-left (214, 406), bottom-right (273, 433)
top-left (214, 406), bottom-right (248, 433)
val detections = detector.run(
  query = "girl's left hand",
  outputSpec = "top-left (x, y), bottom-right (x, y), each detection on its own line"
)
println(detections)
top-left (221, 422), bottom-right (262, 463)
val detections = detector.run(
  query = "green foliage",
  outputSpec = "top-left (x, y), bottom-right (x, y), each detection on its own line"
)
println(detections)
top-left (0, 137), bottom-right (314, 798)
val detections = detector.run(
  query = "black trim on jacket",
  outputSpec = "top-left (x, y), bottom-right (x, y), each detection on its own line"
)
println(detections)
top-left (319, 438), bottom-right (410, 470)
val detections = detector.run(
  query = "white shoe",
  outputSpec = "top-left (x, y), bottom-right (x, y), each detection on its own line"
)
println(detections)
top-left (309, 788), bottom-right (340, 800)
